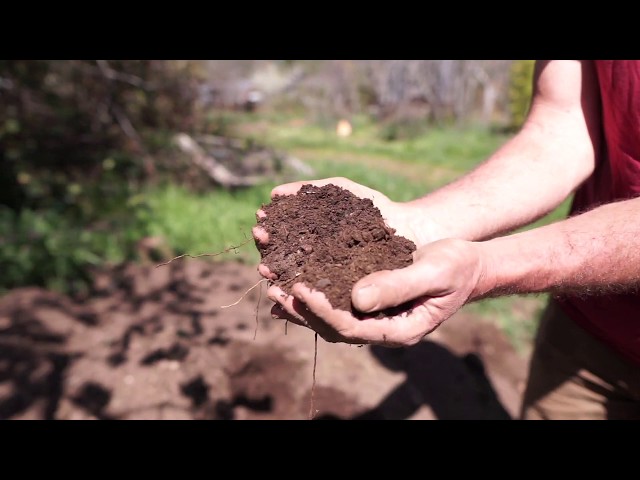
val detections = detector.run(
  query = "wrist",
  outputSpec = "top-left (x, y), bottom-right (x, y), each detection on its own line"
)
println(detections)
top-left (468, 240), bottom-right (499, 301)
top-left (471, 233), bottom-right (545, 300)
top-left (398, 201), bottom-right (451, 247)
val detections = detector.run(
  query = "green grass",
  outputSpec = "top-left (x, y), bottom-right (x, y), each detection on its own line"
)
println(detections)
top-left (306, 159), bottom-right (436, 201)
top-left (142, 183), bottom-right (277, 265)
top-left (231, 112), bottom-right (511, 173)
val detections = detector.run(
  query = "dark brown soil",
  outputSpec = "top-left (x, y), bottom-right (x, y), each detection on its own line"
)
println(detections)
top-left (0, 260), bottom-right (531, 420)
top-left (257, 184), bottom-right (416, 314)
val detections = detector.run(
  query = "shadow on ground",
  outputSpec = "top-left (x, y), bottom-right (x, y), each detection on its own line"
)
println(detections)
top-left (316, 343), bottom-right (511, 420)
top-left (0, 261), bottom-right (531, 420)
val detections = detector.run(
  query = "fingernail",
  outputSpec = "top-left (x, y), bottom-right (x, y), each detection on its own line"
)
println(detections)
top-left (354, 284), bottom-right (380, 312)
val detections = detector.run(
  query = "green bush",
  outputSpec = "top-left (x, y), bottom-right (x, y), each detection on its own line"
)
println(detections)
top-left (508, 60), bottom-right (535, 130)
top-left (0, 203), bottom-right (150, 295)
top-left (0, 60), bottom-right (206, 294)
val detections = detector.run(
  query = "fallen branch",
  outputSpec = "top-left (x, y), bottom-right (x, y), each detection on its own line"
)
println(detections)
top-left (174, 133), bottom-right (264, 188)
top-left (194, 134), bottom-right (246, 150)
top-left (95, 60), bottom-right (155, 90)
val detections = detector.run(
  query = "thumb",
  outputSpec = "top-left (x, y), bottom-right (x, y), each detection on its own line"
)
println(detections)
top-left (351, 257), bottom-right (449, 314)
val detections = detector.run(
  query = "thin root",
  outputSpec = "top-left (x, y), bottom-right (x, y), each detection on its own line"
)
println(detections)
top-left (253, 277), bottom-right (263, 341)
top-left (221, 279), bottom-right (268, 309)
top-left (155, 237), bottom-right (251, 268)
top-left (279, 272), bottom-right (302, 288)
top-left (309, 332), bottom-right (318, 420)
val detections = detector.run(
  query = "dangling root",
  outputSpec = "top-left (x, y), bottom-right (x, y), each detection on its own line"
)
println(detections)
top-left (220, 279), bottom-right (268, 309)
top-left (253, 277), bottom-right (263, 341)
top-left (155, 237), bottom-right (251, 268)
top-left (308, 332), bottom-right (318, 420)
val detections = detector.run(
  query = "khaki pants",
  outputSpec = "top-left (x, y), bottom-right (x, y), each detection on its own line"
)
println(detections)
top-left (520, 300), bottom-right (640, 420)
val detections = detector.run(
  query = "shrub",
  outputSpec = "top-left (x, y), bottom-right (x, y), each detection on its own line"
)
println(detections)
top-left (0, 60), bottom-right (202, 294)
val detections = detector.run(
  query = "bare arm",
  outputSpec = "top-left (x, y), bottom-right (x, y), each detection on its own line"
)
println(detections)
top-left (274, 197), bottom-right (640, 346)
top-left (405, 60), bottom-right (603, 244)
top-left (256, 60), bottom-right (626, 347)
top-left (475, 197), bottom-right (640, 299)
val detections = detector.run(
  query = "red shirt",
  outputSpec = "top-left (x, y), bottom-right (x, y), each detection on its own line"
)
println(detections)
top-left (558, 60), bottom-right (640, 366)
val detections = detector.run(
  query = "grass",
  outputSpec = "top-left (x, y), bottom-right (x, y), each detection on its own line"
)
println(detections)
top-left (142, 116), bottom-right (514, 265)
top-left (228, 112), bottom-right (510, 177)
top-left (142, 182), bottom-right (276, 265)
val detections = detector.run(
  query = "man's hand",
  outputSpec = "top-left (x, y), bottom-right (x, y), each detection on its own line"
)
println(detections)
top-left (252, 176), bottom-right (431, 248)
top-left (252, 176), bottom-right (477, 346)
top-left (253, 177), bottom-right (426, 281)
top-left (268, 238), bottom-right (490, 346)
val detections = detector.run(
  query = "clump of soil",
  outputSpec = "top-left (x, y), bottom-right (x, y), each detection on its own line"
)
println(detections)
top-left (257, 184), bottom-right (416, 316)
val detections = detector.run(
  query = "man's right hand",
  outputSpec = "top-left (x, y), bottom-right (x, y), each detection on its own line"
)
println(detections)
top-left (251, 177), bottom-right (452, 338)
top-left (265, 237), bottom-right (491, 346)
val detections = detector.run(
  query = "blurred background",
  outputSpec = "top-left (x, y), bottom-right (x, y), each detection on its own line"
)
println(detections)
top-left (0, 60), bottom-right (566, 420)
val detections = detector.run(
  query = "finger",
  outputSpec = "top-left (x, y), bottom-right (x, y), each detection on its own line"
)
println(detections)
top-left (257, 263), bottom-right (277, 280)
top-left (268, 283), bottom-right (344, 342)
top-left (267, 285), bottom-right (313, 328)
top-left (267, 284), bottom-right (289, 304)
top-left (293, 283), bottom-right (433, 346)
top-left (271, 303), bottom-right (286, 317)
top-left (290, 283), bottom-right (369, 344)
top-left (270, 181), bottom-right (307, 198)
top-left (256, 209), bottom-right (266, 219)
top-left (271, 304), bottom-right (305, 327)
top-left (252, 225), bottom-right (269, 244)
top-left (351, 259), bottom-right (446, 314)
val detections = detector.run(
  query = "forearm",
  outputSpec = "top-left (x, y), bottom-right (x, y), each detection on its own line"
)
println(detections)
top-left (402, 60), bottom-right (601, 244)
top-left (473, 197), bottom-right (640, 299)
top-left (404, 123), bottom-right (594, 243)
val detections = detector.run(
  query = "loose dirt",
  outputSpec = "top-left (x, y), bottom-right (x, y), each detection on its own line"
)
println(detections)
top-left (0, 262), bottom-right (531, 418)
top-left (257, 184), bottom-right (416, 315)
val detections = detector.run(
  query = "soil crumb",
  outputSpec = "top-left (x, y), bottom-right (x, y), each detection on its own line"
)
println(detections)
top-left (257, 184), bottom-right (416, 316)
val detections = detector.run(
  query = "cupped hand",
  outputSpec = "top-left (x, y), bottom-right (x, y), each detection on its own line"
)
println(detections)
top-left (252, 176), bottom-right (426, 281)
top-left (252, 176), bottom-right (463, 346)
top-left (252, 176), bottom-right (422, 247)
top-left (268, 238), bottom-right (491, 346)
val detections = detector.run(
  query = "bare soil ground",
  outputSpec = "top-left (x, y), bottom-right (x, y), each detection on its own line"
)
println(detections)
top-left (0, 259), bottom-right (531, 420)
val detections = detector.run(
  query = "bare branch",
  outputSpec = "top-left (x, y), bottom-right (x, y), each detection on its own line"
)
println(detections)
top-left (112, 105), bottom-right (145, 151)
top-left (96, 60), bottom-right (155, 90)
